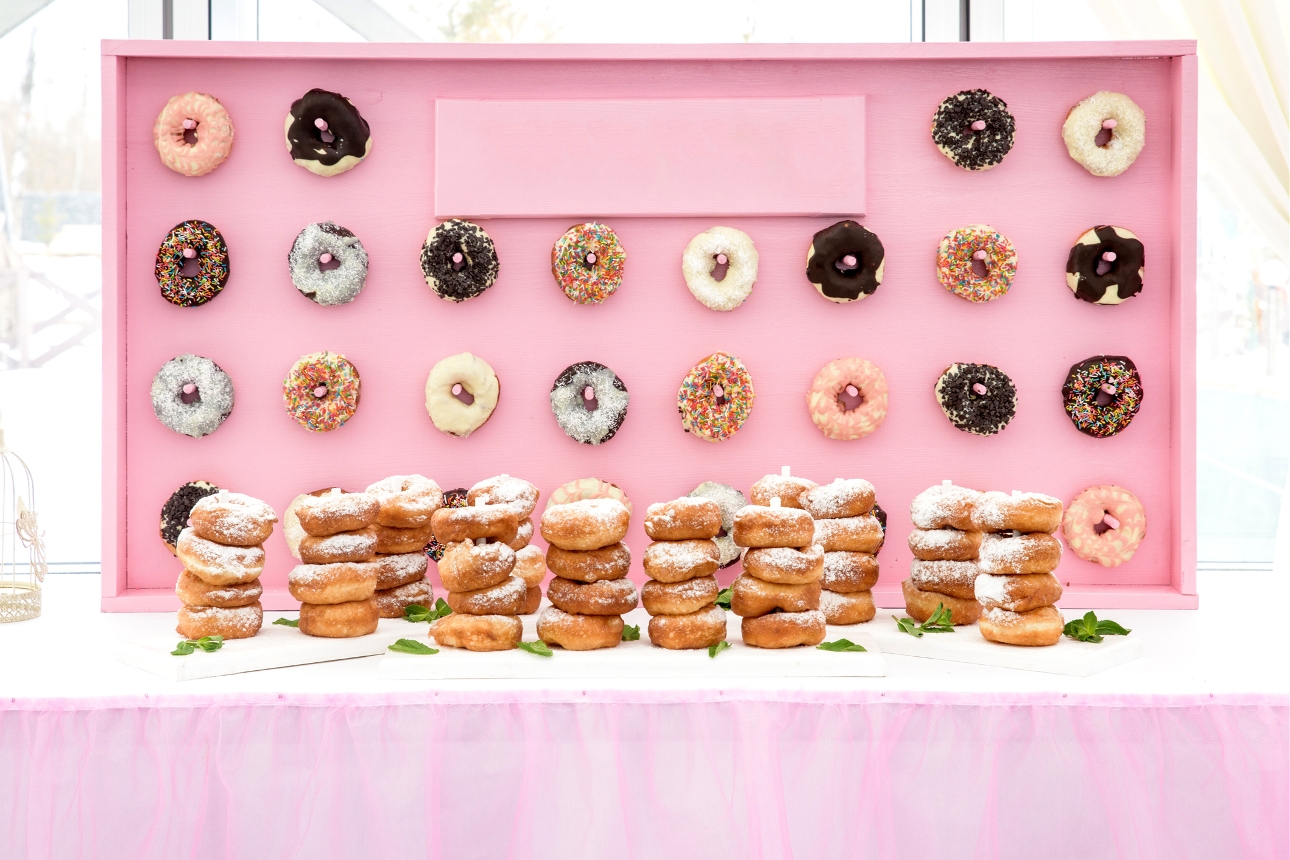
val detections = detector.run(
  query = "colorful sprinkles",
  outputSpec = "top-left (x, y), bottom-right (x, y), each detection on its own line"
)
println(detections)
top-left (1062, 355), bottom-right (1143, 438)
top-left (283, 352), bottom-right (361, 433)
top-left (936, 224), bottom-right (1017, 303)
top-left (155, 220), bottom-right (229, 307)
top-left (551, 222), bottom-right (626, 304)
top-left (425, 488), bottom-right (468, 561)
top-left (677, 352), bottom-right (755, 442)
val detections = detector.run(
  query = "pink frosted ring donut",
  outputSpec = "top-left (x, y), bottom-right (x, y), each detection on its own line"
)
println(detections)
top-left (807, 358), bottom-right (888, 440)
top-left (153, 92), bottom-right (234, 177)
top-left (1062, 484), bottom-right (1146, 567)
top-left (545, 477), bottom-right (632, 516)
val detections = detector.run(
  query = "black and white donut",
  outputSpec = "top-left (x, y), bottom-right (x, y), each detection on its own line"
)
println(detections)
top-left (420, 219), bottom-right (499, 303)
top-left (806, 220), bottom-right (886, 303)
top-left (284, 89), bottom-right (371, 177)
top-left (151, 354), bottom-right (235, 438)
top-left (931, 89), bottom-right (1016, 171)
top-left (1066, 226), bottom-right (1144, 305)
top-left (160, 480), bottom-right (220, 554)
top-left (288, 222), bottom-right (368, 306)
top-left (935, 363), bottom-right (1017, 436)
top-left (549, 362), bottom-right (629, 445)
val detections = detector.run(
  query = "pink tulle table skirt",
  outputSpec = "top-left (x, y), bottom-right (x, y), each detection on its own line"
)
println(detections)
top-left (1, 689), bottom-right (1285, 859)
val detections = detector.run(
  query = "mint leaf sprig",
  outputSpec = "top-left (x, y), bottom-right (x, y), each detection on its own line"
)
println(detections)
top-left (621, 624), bottom-right (641, 641)
top-left (518, 641), bottom-right (554, 657)
top-left (896, 603), bottom-right (955, 637)
top-left (404, 599), bottom-right (452, 624)
top-left (817, 638), bottom-right (867, 652)
top-left (708, 640), bottom-right (731, 658)
top-left (171, 635), bottom-right (224, 656)
top-left (715, 587), bottom-right (733, 610)
top-left (388, 638), bottom-right (439, 655)
top-left (272, 617), bottom-right (298, 628)
top-left (1063, 611), bottom-right (1132, 644)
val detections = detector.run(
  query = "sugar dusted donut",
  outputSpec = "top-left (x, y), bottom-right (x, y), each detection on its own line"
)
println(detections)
top-left (975, 573), bottom-right (1062, 613)
top-left (678, 352), bottom-right (755, 442)
top-left (814, 515), bottom-right (884, 554)
top-left (807, 358), bottom-right (888, 441)
top-left (283, 352), bottom-right (360, 433)
top-left (190, 492), bottom-right (277, 547)
top-left (801, 479), bottom-right (875, 520)
top-left (938, 225), bottom-right (1017, 303)
top-left (373, 579), bottom-right (433, 619)
top-left (979, 533), bottom-right (1062, 575)
top-left (299, 599), bottom-right (379, 638)
top-left (909, 559), bottom-right (980, 600)
top-left (372, 523), bottom-right (436, 555)
top-left (156, 221), bottom-right (229, 307)
top-left (537, 606), bottom-right (623, 650)
top-left (750, 473), bottom-right (817, 509)
top-left (645, 498), bottom-right (721, 541)
top-left (806, 221), bottom-right (885, 303)
top-left (175, 570), bottom-right (262, 609)
top-left (547, 576), bottom-right (638, 616)
top-left (741, 610), bottom-right (826, 649)
top-left (682, 226), bottom-right (758, 311)
top-left (910, 482), bottom-right (980, 531)
top-left (907, 528), bottom-right (982, 562)
top-left (1063, 355), bottom-right (1144, 438)
top-left (288, 561), bottom-right (378, 604)
top-left (936, 363), bottom-right (1017, 436)
top-left (546, 477), bottom-right (632, 514)
top-left (643, 540), bottom-right (720, 583)
top-left (648, 605), bottom-right (728, 650)
top-left (469, 475), bottom-right (540, 518)
top-left (821, 551), bottom-right (879, 592)
top-left (425, 488), bottom-right (468, 561)
top-left (446, 576), bottom-right (527, 615)
top-left (425, 352), bottom-right (499, 438)
top-left (730, 575), bottom-right (821, 617)
top-left (552, 222), bottom-right (625, 304)
top-left (641, 576), bottom-right (719, 615)
top-left (289, 222), bottom-right (368, 306)
top-left (742, 546), bottom-right (826, 585)
top-left (979, 605), bottom-right (1064, 647)
top-left (365, 475), bottom-right (443, 528)
top-left (432, 504), bottom-right (518, 545)
top-left (153, 92), bottom-right (233, 177)
top-left (421, 220), bottom-right (499, 303)
top-left (521, 584), bottom-right (542, 615)
top-left (506, 518), bottom-right (534, 551)
top-left (438, 541), bottom-right (516, 592)
top-left (373, 552), bottom-right (428, 590)
top-left (540, 498), bottom-right (629, 551)
top-left (1067, 226), bottom-right (1144, 305)
top-left (177, 529), bottom-right (264, 586)
top-left (901, 579), bottom-right (980, 625)
top-left (1063, 484), bottom-right (1146, 567)
top-left (732, 505), bottom-right (815, 549)
top-left (931, 89), bottom-right (1016, 171)
top-left (550, 362), bottom-right (630, 445)
top-left (820, 590), bottom-right (876, 625)
top-left (299, 527), bottom-right (378, 564)
top-left (1062, 91), bottom-right (1145, 177)
top-left (973, 491), bottom-right (1063, 534)
top-left (547, 542), bottom-right (630, 583)
top-left (177, 602), bottom-right (262, 640)
top-left (151, 354), bottom-right (234, 438)
top-left (285, 88), bottom-right (371, 177)
top-left (296, 491), bottom-right (379, 537)
top-left (513, 545), bottom-right (547, 587)
top-left (430, 613), bottom-right (522, 651)
top-left (160, 481), bottom-right (220, 554)
top-left (688, 481), bottom-right (747, 567)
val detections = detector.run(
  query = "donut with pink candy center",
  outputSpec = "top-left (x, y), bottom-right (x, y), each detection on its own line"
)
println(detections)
top-left (1062, 484), bottom-right (1146, 567)
top-left (807, 358), bottom-right (888, 441)
top-left (153, 92), bottom-right (234, 177)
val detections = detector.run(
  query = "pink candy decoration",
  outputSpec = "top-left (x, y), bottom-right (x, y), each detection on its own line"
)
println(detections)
top-left (716, 254), bottom-right (728, 265)
top-left (1102, 119), bottom-right (1118, 129)
top-left (182, 248), bottom-right (196, 259)
top-left (451, 384), bottom-right (463, 396)
top-left (845, 385), bottom-right (859, 397)
top-left (1101, 383), bottom-right (1118, 395)
top-left (182, 119), bottom-right (196, 130)
top-left (313, 386), bottom-right (328, 398)
top-left (452, 252), bottom-right (464, 264)
top-left (1102, 251), bottom-right (1117, 262)
top-left (314, 118), bottom-right (329, 131)
top-left (583, 386), bottom-right (595, 400)
top-left (1103, 513), bottom-right (1121, 530)
top-left (319, 253), bottom-right (333, 264)
top-left (585, 252), bottom-right (598, 265)
top-left (973, 250), bottom-right (988, 261)
top-left (713, 385), bottom-right (725, 399)
top-left (182, 383), bottom-right (196, 395)
top-left (970, 120), bottom-right (986, 131)
top-left (973, 383), bottom-right (988, 395)
top-left (841, 254), bottom-right (858, 267)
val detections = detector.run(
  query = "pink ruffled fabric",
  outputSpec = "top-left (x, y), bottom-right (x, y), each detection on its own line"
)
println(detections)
top-left (1, 691), bottom-right (1284, 859)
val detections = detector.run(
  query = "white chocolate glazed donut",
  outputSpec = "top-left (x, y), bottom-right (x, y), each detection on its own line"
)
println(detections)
top-left (1062, 92), bottom-right (1146, 177)
top-left (425, 352), bottom-right (499, 438)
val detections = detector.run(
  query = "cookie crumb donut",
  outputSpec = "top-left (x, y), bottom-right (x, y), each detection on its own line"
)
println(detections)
top-left (978, 533), bottom-right (1062, 575)
top-left (910, 481), bottom-right (980, 531)
top-left (177, 601), bottom-right (263, 640)
top-left (547, 576), bottom-right (638, 616)
top-left (688, 481), bottom-right (748, 568)
top-left (431, 613), bottom-right (523, 651)
top-left (540, 498), bottom-right (630, 551)
top-left (909, 559), bottom-right (980, 601)
top-left (732, 505), bottom-right (815, 549)
top-left (931, 89), bottom-right (1016, 171)
top-left (296, 491), bottom-right (379, 536)
top-left (547, 542), bottom-right (630, 583)
top-left (973, 491), bottom-right (1063, 534)
top-left (156, 220), bottom-right (229, 307)
top-left (153, 92), bottom-right (234, 177)
top-left (373, 552), bottom-right (429, 590)
top-left (1062, 91), bottom-right (1145, 177)
top-left (373, 579), bottom-right (433, 619)
top-left (546, 477), bottom-right (632, 514)
top-left (1063, 484), bottom-right (1147, 567)
top-left (821, 551), bottom-right (879, 592)
top-left (537, 606), bottom-right (624, 650)
top-left (289, 222), bottom-right (368, 306)
top-left (177, 530), bottom-right (264, 586)
top-left (283, 352), bottom-right (360, 433)
top-left (1063, 355), bottom-right (1144, 438)
top-left (814, 515), bottom-right (884, 554)
top-left (806, 221), bottom-right (885, 302)
top-left (552, 222), bottom-right (626, 304)
top-left (938, 225), bottom-right (1017, 303)
top-left (550, 362), bottom-right (630, 445)
top-left (901, 579), bottom-right (980, 626)
top-left (432, 504), bottom-right (519, 545)
top-left (469, 475), bottom-right (540, 518)
top-left (425, 352), bottom-right (499, 438)
top-left (935, 363), bottom-right (1017, 437)
top-left (446, 575), bottom-right (527, 616)
top-left (643, 540), bottom-right (720, 583)
top-left (820, 589), bottom-right (876, 625)
top-left (1067, 226), bottom-right (1144, 305)
top-left (907, 528), bottom-right (982, 562)
top-left (285, 88), bottom-right (372, 177)
top-left (741, 610), bottom-right (826, 649)
top-left (288, 562), bottom-right (378, 604)
top-left (299, 599), bottom-right (379, 638)
top-left (975, 573), bottom-right (1062, 614)
top-left (979, 605), bottom-right (1064, 647)
top-left (437, 541), bottom-right (516, 592)
top-left (677, 352), bottom-right (755, 442)
top-left (730, 576), bottom-right (821, 617)
top-left (641, 576), bottom-right (719, 616)
top-left (801, 479), bottom-right (875, 520)
top-left (648, 605), bottom-right (728, 650)
top-left (175, 570), bottom-right (262, 609)
top-left (750, 472), bottom-right (817, 509)
top-left (682, 226), bottom-right (758, 311)
top-left (425, 488), bottom-right (468, 561)
top-left (644, 498), bottom-right (722, 541)
top-left (807, 358), bottom-right (888, 440)
top-left (421, 219), bottom-right (499, 303)
top-left (299, 527), bottom-right (378, 564)
top-left (190, 492), bottom-right (277, 547)
top-left (160, 480), bottom-right (220, 554)
top-left (151, 354), bottom-right (234, 438)
top-left (366, 475), bottom-right (443, 528)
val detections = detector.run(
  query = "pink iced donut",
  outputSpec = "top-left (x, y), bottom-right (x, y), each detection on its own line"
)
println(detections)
top-left (1062, 485), bottom-right (1146, 567)
top-left (806, 358), bottom-right (888, 440)
top-left (544, 478), bottom-right (632, 516)
top-left (153, 92), bottom-right (234, 177)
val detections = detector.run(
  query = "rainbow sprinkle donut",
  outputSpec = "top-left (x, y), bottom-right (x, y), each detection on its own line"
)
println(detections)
top-left (551, 223), bottom-right (625, 304)
top-left (283, 351), bottom-right (360, 432)
top-left (1062, 355), bottom-right (1143, 438)
top-left (156, 220), bottom-right (229, 307)
top-left (936, 224), bottom-right (1017, 303)
top-left (153, 91), bottom-right (234, 177)
top-left (677, 352), bottom-right (755, 442)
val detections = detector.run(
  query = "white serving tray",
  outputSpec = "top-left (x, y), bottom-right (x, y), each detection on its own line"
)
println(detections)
top-left (379, 607), bottom-right (886, 680)
top-left (116, 616), bottom-right (408, 682)
top-left (866, 611), bottom-right (1145, 677)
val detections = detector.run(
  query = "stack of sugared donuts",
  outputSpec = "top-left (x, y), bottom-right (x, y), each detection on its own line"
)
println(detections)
top-left (365, 475), bottom-right (441, 618)
top-left (288, 490), bottom-right (383, 637)
top-left (730, 473), bottom-right (827, 648)
top-left (175, 491), bottom-right (277, 641)
top-left (905, 481), bottom-right (984, 626)
top-left (640, 497), bottom-right (727, 650)
top-left (428, 498), bottom-right (526, 651)
top-left (467, 474), bottom-right (545, 615)
top-left (803, 478), bottom-right (883, 625)
top-left (538, 497), bottom-right (637, 650)
top-left (973, 491), bottom-right (1066, 647)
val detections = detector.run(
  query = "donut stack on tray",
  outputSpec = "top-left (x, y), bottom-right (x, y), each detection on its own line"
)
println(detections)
top-left (640, 497), bottom-right (728, 650)
top-left (537, 497), bottom-right (638, 650)
top-left (174, 491), bottom-right (278, 640)
top-left (905, 481), bottom-right (985, 626)
top-left (803, 478), bottom-right (884, 625)
top-left (365, 475), bottom-right (442, 618)
top-left (467, 475), bottom-right (545, 615)
top-left (973, 491), bottom-right (1066, 647)
top-left (288, 489), bottom-right (384, 637)
top-left (428, 497), bottom-right (527, 651)
top-left (729, 472), bottom-right (827, 649)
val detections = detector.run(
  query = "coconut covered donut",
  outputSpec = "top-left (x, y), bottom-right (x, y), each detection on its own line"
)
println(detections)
top-left (552, 222), bottom-right (626, 304)
top-left (151, 354), bottom-right (234, 438)
top-left (296, 491), bottom-right (379, 537)
top-left (432, 504), bottom-right (519, 545)
top-left (1063, 355), bottom-right (1144, 438)
top-left (468, 475), bottom-right (540, 518)
top-left (975, 572), bottom-right (1063, 614)
top-left (299, 527), bottom-right (378, 565)
top-left (1063, 484), bottom-right (1147, 567)
top-left (177, 602), bottom-right (263, 640)
top-left (682, 226), bottom-right (758, 311)
top-left (299, 599), bottom-right (379, 638)
top-left (931, 89), bottom-right (1016, 171)
top-left (641, 575), bottom-right (719, 616)
top-left (283, 352), bottom-right (361, 433)
top-left (1062, 91), bottom-right (1145, 177)
top-left (425, 352), bottom-right (499, 438)
top-left (373, 579), bottom-right (433, 619)
top-left (513, 545), bottom-right (546, 587)
top-left (801, 479), bottom-right (876, 520)
top-left (820, 590), bottom-right (876, 625)
top-left (190, 492), bottom-right (277, 547)
top-left (285, 88), bottom-right (372, 177)
top-left (153, 92), bottom-right (234, 177)
top-left (289, 222), bottom-right (368, 306)
top-left (687, 481), bottom-right (747, 567)
top-left (936, 363), bottom-right (1017, 436)
top-left (678, 352), bottom-right (755, 442)
top-left (160, 481), bottom-right (221, 554)
top-left (156, 220), bottom-right (229, 307)
top-left (806, 221), bottom-right (886, 303)
top-left (979, 605), bottom-right (1064, 647)
top-left (1067, 226), bottom-right (1145, 305)
top-left (547, 542), bottom-right (630, 583)
top-left (175, 570), bottom-right (262, 609)
top-left (437, 541), bottom-right (516, 592)
top-left (901, 579), bottom-right (980, 626)
top-left (909, 559), bottom-right (980, 601)
top-left (910, 482), bottom-right (981, 531)
top-left (938, 225), bottom-right (1018, 303)
top-left (540, 498), bottom-right (630, 551)
top-left (550, 362), bottom-right (630, 445)
top-left (807, 358), bottom-right (889, 441)
top-left (373, 552), bottom-right (429, 590)
top-left (642, 540), bottom-right (720, 583)
top-left (972, 491), bottom-right (1064, 534)
top-left (547, 576), bottom-right (638, 616)
top-left (820, 551), bottom-right (879, 593)
top-left (177, 529), bottom-right (264, 586)
top-left (545, 478), bottom-right (632, 514)
top-left (814, 515), bottom-right (884, 554)
top-left (365, 475), bottom-right (443, 528)
top-left (288, 562), bottom-right (378, 604)
top-left (430, 613), bottom-right (522, 651)
top-left (644, 498), bottom-right (722, 541)
top-left (978, 533), bottom-right (1062, 575)
top-left (421, 219), bottom-right (500, 303)
top-left (907, 528), bottom-right (982, 562)
top-left (446, 575), bottom-right (527, 615)
top-left (732, 505), bottom-right (815, 549)
top-left (730, 575), bottom-right (821, 617)
top-left (741, 610), bottom-right (826, 649)
top-left (648, 605), bottom-right (728, 650)
top-left (749, 473), bottom-right (817, 509)
top-left (537, 606), bottom-right (623, 650)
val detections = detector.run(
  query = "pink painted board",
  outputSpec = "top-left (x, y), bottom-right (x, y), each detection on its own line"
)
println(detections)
top-left (101, 42), bottom-right (1197, 611)
top-left (434, 98), bottom-right (866, 218)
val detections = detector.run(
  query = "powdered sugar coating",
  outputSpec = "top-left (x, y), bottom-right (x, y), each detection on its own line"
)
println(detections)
top-left (452, 575), bottom-right (527, 614)
top-left (540, 498), bottom-right (631, 551)
top-left (365, 475), bottom-right (443, 527)
top-left (288, 222), bottom-right (368, 306)
top-left (973, 490), bottom-right (1064, 533)
top-left (176, 602), bottom-right (263, 640)
top-left (373, 552), bottom-right (429, 590)
top-left (800, 478), bottom-right (876, 519)
top-left (176, 528), bottom-right (264, 577)
top-left (469, 475), bottom-right (541, 518)
top-left (191, 491), bottom-right (277, 545)
top-left (910, 483), bottom-right (980, 530)
top-left (910, 559), bottom-right (981, 599)
top-left (749, 474), bottom-right (817, 509)
top-left (150, 354), bottom-right (235, 438)
top-left (978, 532), bottom-right (1062, 574)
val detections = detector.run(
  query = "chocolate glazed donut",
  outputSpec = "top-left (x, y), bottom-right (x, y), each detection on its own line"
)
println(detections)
top-left (1066, 226), bottom-right (1145, 305)
top-left (285, 89), bottom-right (372, 177)
top-left (806, 221), bottom-right (886, 303)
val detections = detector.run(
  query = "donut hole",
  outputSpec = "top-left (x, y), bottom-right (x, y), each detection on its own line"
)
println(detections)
top-left (318, 255), bottom-right (341, 273)
top-left (581, 386), bottom-right (599, 412)
top-left (1095, 256), bottom-right (1114, 276)
top-left (970, 256), bottom-right (990, 279)
top-left (833, 253), bottom-right (861, 276)
top-left (712, 384), bottom-right (729, 407)
top-left (1094, 388), bottom-right (1116, 407)
top-left (318, 127), bottom-right (336, 145)
top-left (1095, 126), bottom-right (1114, 147)
top-left (710, 256), bottom-right (729, 282)
top-left (450, 383), bottom-right (475, 406)
top-left (182, 126), bottom-right (198, 146)
top-left (179, 384), bottom-right (201, 405)
top-left (715, 526), bottom-right (728, 539)
top-left (1093, 516), bottom-right (1114, 536)
top-left (179, 255), bottom-right (201, 278)
top-left (836, 384), bottom-right (864, 412)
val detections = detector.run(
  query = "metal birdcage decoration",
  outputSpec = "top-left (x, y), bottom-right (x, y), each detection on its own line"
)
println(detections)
top-left (0, 413), bottom-right (45, 622)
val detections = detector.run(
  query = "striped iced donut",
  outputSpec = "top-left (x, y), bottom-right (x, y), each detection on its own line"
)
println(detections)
top-left (807, 357), bottom-right (888, 440)
top-left (1062, 485), bottom-right (1146, 567)
top-left (153, 92), bottom-right (234, 177)
top-left (544, 478), bottom-right (632, 516)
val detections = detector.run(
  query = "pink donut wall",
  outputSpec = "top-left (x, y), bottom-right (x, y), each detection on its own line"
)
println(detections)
top-left (101, 41), bottom-right (1198, 611)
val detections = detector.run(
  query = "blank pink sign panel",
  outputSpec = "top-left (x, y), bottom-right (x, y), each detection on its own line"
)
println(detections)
top-left (101, 42), bottom-right (1197, 612)
top-left (435, 98), bottom-right (866, 218)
